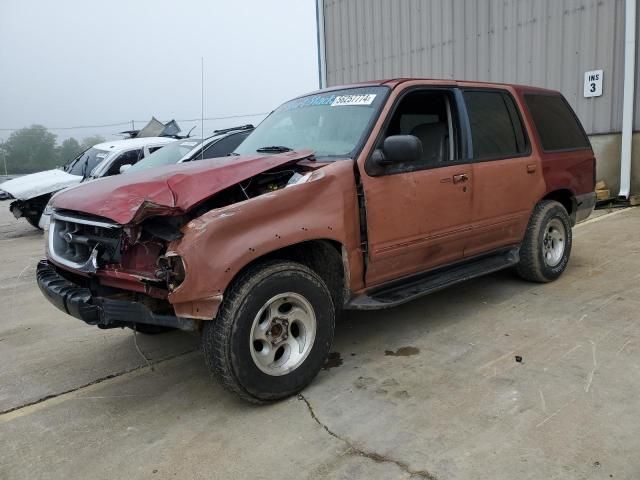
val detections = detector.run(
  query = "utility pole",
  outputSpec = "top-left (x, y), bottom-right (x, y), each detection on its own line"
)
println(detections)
top-left (0, 139), bottom-right (6, 176)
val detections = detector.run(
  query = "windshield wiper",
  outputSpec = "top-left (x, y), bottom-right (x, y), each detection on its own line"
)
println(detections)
top-left (256, 146), bottom-right (292, 153)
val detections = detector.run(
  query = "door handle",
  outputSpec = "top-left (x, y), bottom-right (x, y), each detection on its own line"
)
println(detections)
top-left (527, 164), bottom-right (537, 173)
top-left (452, 173), bottom-right (469, 184)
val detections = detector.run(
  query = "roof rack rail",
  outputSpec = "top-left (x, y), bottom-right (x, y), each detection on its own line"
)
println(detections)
top-left (212, 124), bottom-right (254, 136)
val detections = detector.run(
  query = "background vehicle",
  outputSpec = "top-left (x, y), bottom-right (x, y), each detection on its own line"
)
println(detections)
top-left (37, 79), bottom-right (596, 403)
top-left (122, 125), bottom-right (254, 174)
top-left (37, 126), bottom-right (253, 229)
top-left (0, 137), bottom-right (176, 228)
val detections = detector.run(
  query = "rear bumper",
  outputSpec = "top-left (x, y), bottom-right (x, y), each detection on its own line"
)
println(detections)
top-left (573, 192), bottom-right (597, 225)
top-left (36, 260), bottom-right (196, 331)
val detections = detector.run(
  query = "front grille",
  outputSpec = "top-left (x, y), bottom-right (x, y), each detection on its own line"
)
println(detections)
top-left (48, 212), bottom-right (122, 272)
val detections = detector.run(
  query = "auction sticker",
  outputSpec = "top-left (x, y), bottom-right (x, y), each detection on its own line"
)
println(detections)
top-left (331, 94), bottom-right (377, 107)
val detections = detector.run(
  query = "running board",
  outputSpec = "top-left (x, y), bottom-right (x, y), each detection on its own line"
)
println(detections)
top-left (346, 248), bottom-right (520, 310)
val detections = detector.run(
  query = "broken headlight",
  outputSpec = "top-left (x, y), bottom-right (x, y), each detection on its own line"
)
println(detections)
top-left (155, 253), bottom-right (185, 291)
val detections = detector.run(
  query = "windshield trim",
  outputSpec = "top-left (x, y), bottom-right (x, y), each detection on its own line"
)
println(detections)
top-left (344, 86), bottom-right (391, 161)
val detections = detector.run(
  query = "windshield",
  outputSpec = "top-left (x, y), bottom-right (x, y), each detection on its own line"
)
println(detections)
top-left (125, 139), bottom-right (203, 173)
top-left (64, 147), bottom-right (110, 177)
top-left (234, 86), bottom-right (389, 159)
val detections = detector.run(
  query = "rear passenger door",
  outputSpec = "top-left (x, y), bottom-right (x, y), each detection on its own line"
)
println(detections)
top-left (464, 89), bottom-right (545, 257)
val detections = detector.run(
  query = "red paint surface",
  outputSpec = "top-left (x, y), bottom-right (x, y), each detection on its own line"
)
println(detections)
top-left (46, 78), bottom-right (596, 321)
top-left (51, 151), bottom-right (314, 224)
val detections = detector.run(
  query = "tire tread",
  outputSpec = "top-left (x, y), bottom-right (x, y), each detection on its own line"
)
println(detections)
top-left (517, 200), bottom-right (571, 283)
top-left (202, 260), bottom-right (333, 404)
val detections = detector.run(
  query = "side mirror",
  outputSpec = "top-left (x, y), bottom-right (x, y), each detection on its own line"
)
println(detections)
top-left (372, 135), bottom-right (423, 166)
top-left (119, 164), bottom-right (132, 174)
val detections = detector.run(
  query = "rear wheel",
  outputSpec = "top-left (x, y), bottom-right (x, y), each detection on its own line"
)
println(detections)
top-left (202, 261), bottom-right (335, 403)
top-left (517, 200), bottom-right (572, 283)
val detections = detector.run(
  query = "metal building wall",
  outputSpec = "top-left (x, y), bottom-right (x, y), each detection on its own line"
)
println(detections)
top-left (321, 0), bottom-right (639, 134)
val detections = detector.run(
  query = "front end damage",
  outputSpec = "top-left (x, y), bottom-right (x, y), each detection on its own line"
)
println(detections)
top-left (39, 151), bottom-right (343, 332)
top-left (39, 209), bottom-right (198, 331)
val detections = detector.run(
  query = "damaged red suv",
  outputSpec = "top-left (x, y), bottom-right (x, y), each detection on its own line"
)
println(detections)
top-left (38, 79), bottom-right (596, 403)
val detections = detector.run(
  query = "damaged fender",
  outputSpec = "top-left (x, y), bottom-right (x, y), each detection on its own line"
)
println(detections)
top-left (167, 160), bottom-right (365, 319)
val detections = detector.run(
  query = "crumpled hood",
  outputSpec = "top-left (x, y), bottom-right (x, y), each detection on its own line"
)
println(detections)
top-left (0, 169), bottom-right (82, 200)
top-left (51, 150), bottom-right (314, 224)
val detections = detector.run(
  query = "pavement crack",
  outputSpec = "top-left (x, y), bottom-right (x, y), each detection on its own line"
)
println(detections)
top-left (0, 348), bottom-right (197, 417)
top-left (298, 394), bottom-right (437, 480)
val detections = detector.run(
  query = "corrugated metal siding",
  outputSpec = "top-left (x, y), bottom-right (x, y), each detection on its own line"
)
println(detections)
top-left (322, 0), bottom-right (639, 134)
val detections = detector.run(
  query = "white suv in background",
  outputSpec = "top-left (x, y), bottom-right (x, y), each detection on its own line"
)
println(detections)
top-left (0, 137), bottom-right (176, 228)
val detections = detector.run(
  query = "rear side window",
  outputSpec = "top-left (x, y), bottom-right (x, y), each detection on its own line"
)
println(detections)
top-left (464, 90), bottom-right (528, 159)
top-left (524, 94), bottom-right (590, 151)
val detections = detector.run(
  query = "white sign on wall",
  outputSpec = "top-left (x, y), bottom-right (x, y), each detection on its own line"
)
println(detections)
top-left (584, 69), bottom-right (603, 98)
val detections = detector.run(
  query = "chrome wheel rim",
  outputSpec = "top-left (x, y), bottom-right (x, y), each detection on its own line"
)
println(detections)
top-left (542, 218), bottom-right (566, 267)
top-left (249, 292), bottom-right (317, 376)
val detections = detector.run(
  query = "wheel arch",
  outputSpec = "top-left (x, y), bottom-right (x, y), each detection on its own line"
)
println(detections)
top-left (224, 239), bottom-right (347, 314)
top-left (541, 188), bottom-right (576, 216)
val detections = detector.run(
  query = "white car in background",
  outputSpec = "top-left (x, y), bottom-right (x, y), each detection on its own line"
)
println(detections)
top-left (38, 125), bottom-right (254, 230)
top-left (0, 137), bottom-right (176, 228)
top-left (122, 125), bottom-right (254, 174)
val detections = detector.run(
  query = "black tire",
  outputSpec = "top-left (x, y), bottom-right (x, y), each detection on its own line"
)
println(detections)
top-left (202, 260), bottom-right (335, 404)
top-left (517, 200), bottom-right (572, 283)
top-left (129, 324), bottom-right (174, 335)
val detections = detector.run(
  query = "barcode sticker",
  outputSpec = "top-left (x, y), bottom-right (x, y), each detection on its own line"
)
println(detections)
top-left (331, 94), bottom-right (377, 107)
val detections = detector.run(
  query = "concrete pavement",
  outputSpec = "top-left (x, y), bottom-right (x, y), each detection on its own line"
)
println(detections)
top-left (1, 204), bottom-right (640, 479)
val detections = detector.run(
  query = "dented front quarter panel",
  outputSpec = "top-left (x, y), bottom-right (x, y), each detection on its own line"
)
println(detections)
top-left (167, 160), bottom-right (364, 319)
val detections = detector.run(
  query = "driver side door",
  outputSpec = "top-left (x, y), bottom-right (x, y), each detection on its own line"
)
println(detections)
top-left (359, 88), bottom-right (473, 287)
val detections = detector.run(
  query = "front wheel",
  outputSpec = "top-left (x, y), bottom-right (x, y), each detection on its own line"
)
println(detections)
top-left (517, 200), bottom-right (572, 283)
top-left (202, 261), bottom-right (335, 403)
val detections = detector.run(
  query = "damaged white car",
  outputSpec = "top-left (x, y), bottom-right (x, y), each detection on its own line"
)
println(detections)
top-left (0, 136), bottom-right (176, 228)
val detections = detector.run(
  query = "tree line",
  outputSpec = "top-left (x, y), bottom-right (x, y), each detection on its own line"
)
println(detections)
top-left (0, 125), bottom-right (106, 175)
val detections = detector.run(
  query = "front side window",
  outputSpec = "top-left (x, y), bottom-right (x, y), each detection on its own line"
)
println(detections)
top-left (524, 94), bottom-right (590, 152)
top-left (370, 90), bottom-right (460, 175)
top-left (234, 86), bottom-right (389, 159)
top-left (104, 149), bottom-right (143, 176)
top-left (464, 90), bottom-right (528, 159)
top-left (126, 140), bottom-right (201, 173)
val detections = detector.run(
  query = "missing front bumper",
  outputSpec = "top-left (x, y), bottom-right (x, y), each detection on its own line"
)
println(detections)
top-left (36, 260), bottom-right (196, 331)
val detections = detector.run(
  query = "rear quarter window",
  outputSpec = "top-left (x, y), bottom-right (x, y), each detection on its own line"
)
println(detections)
top-left (524, 94), bottom-right (591, 152)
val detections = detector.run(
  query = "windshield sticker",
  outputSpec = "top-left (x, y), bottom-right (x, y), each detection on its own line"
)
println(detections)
top-left (96, 153), bottom-right (107, 159)
top-left (331, 94), bottom-right (377, 107)
top-left (180, 141), bottom-right (198, 147)
top-left (281, 91), bottom-right (379, 111)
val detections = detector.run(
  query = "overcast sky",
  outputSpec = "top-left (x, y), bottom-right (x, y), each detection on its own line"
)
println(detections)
top-left (0, 0), bottom-right (320, 143)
